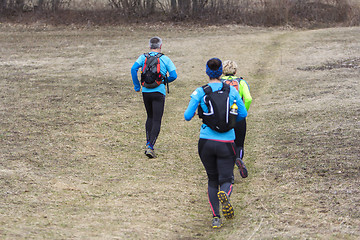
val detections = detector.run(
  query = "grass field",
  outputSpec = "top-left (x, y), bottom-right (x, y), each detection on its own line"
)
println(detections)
top-left (0, 24), bottom-right (359, 239)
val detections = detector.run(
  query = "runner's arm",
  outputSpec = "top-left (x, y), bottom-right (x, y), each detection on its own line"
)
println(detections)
top-left (234, 89), bottom-right (247, 121)
top-left (240, 81), bottom-right (252, 111)
top-left (162, 56), bottom-right (177, 83)
top-left (131, 62), bottom-right (141, 92)
top-left (167, 70), bottom-right (177, 83)
top-left (184, 97), bottom-right (198, 121)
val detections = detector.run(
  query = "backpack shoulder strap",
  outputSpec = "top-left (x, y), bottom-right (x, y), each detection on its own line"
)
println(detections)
top-left (155, 53), bottom-right (164, 58)
top-left (144, 53), bottom-right (163, 58)
top-left (202, 84), bottom-right (212, 95)
top-left (221, 82), bottom-right (230, 92)
top-left (142, 53), bottom-right (152, 71)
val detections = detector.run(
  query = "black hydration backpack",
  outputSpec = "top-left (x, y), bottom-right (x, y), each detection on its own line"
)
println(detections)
top-left (141, 53), bottom-right (165, 88)
top-left (198, 83), bottom-right (236, 133)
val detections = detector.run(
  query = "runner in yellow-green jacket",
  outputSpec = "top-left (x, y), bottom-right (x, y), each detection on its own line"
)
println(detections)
top-left (221, 60), bottom-right (252, 180)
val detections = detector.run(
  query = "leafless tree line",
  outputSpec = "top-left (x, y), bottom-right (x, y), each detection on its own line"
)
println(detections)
top-left (0, 0), bottom-right (359, 26)
top-left (0, 0), bottom-right (66, 11)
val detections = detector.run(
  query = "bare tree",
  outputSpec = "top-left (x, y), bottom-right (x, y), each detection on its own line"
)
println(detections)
top-left (36, 0), bottom-right (44, 11)
top-left (178, 0), bottom-right (190, 17)
top-left (144, 0), bottom-right (155, 14)
top-left (52, 0), bottom-right (60, 11)
top-left (16, 0), bottom-right (24, 9)
top-left (0, 0), bottom-right (26, 10)
top-left (0, 0), bottom-right (7, 11)
top-left (192, 0), bottom-right (198, 14)
top-left (171, 0), bottom-right (177, 13)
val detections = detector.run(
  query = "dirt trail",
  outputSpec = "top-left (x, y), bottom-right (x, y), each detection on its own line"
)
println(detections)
top-left (237, 28), bottom-right (360, 239)
top-left (229, 30), bottom-right (301, 239)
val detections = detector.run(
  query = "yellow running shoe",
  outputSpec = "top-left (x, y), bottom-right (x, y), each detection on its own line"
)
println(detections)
top-left (217, 191), bottom-right (234, 219)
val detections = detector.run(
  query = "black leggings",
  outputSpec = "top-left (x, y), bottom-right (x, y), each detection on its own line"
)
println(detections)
top-left (234, 118), bottom-right (246, 159)
top-left (142, 92), bottom-right (165, 148)
top-left (198, 139), bottom-right (236, 218)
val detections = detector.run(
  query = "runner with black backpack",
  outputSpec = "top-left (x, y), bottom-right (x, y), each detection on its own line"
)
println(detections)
top-left (131, 36), bottom-right (177, 158)
top-left (184, 58), bottom-right (247, 229)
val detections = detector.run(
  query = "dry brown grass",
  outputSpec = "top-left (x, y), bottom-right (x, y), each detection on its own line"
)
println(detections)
top-left (0, 24), bottom-right (359, 239)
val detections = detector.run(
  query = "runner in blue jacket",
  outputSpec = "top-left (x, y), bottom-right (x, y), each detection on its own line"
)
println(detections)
top-left (184, 58), bottom-right (247, 229)
top-left (131, 36), bottom-right (177, 158)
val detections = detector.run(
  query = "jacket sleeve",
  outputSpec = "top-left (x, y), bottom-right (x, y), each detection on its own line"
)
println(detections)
top-left (234, 89), bottom-right (247, 121)
top-left (184, 97), bottom-right (198, 121)
top-left (240, 80), bottom-right (252, 111)
top-left (131, 62), bottom-right (141, 92)
top-left (167, 70), bottom-right (177, 83)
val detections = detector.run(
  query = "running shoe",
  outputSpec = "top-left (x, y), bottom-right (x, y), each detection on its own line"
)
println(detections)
top-left (217, 191), bottom-right (234, 219)
top-left (212, 217), bottom-right (222, 229)
top-left (235, 158), bottom-right (248, 178)
top-left (145, 148), bottom-right (157, 158)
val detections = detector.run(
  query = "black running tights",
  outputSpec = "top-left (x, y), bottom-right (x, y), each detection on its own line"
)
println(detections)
top-left (142, 92), bottom-right (165, 148)
top-left (234, 118), bottom-right (246, 159)
top-left (198, 139), bottom-right (236, 218)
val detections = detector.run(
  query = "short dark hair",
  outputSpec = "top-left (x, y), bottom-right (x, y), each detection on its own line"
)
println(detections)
top-left (207, 58), bottom-right (222, 70)
top-left (149, 36), bottom-right (162, 49)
